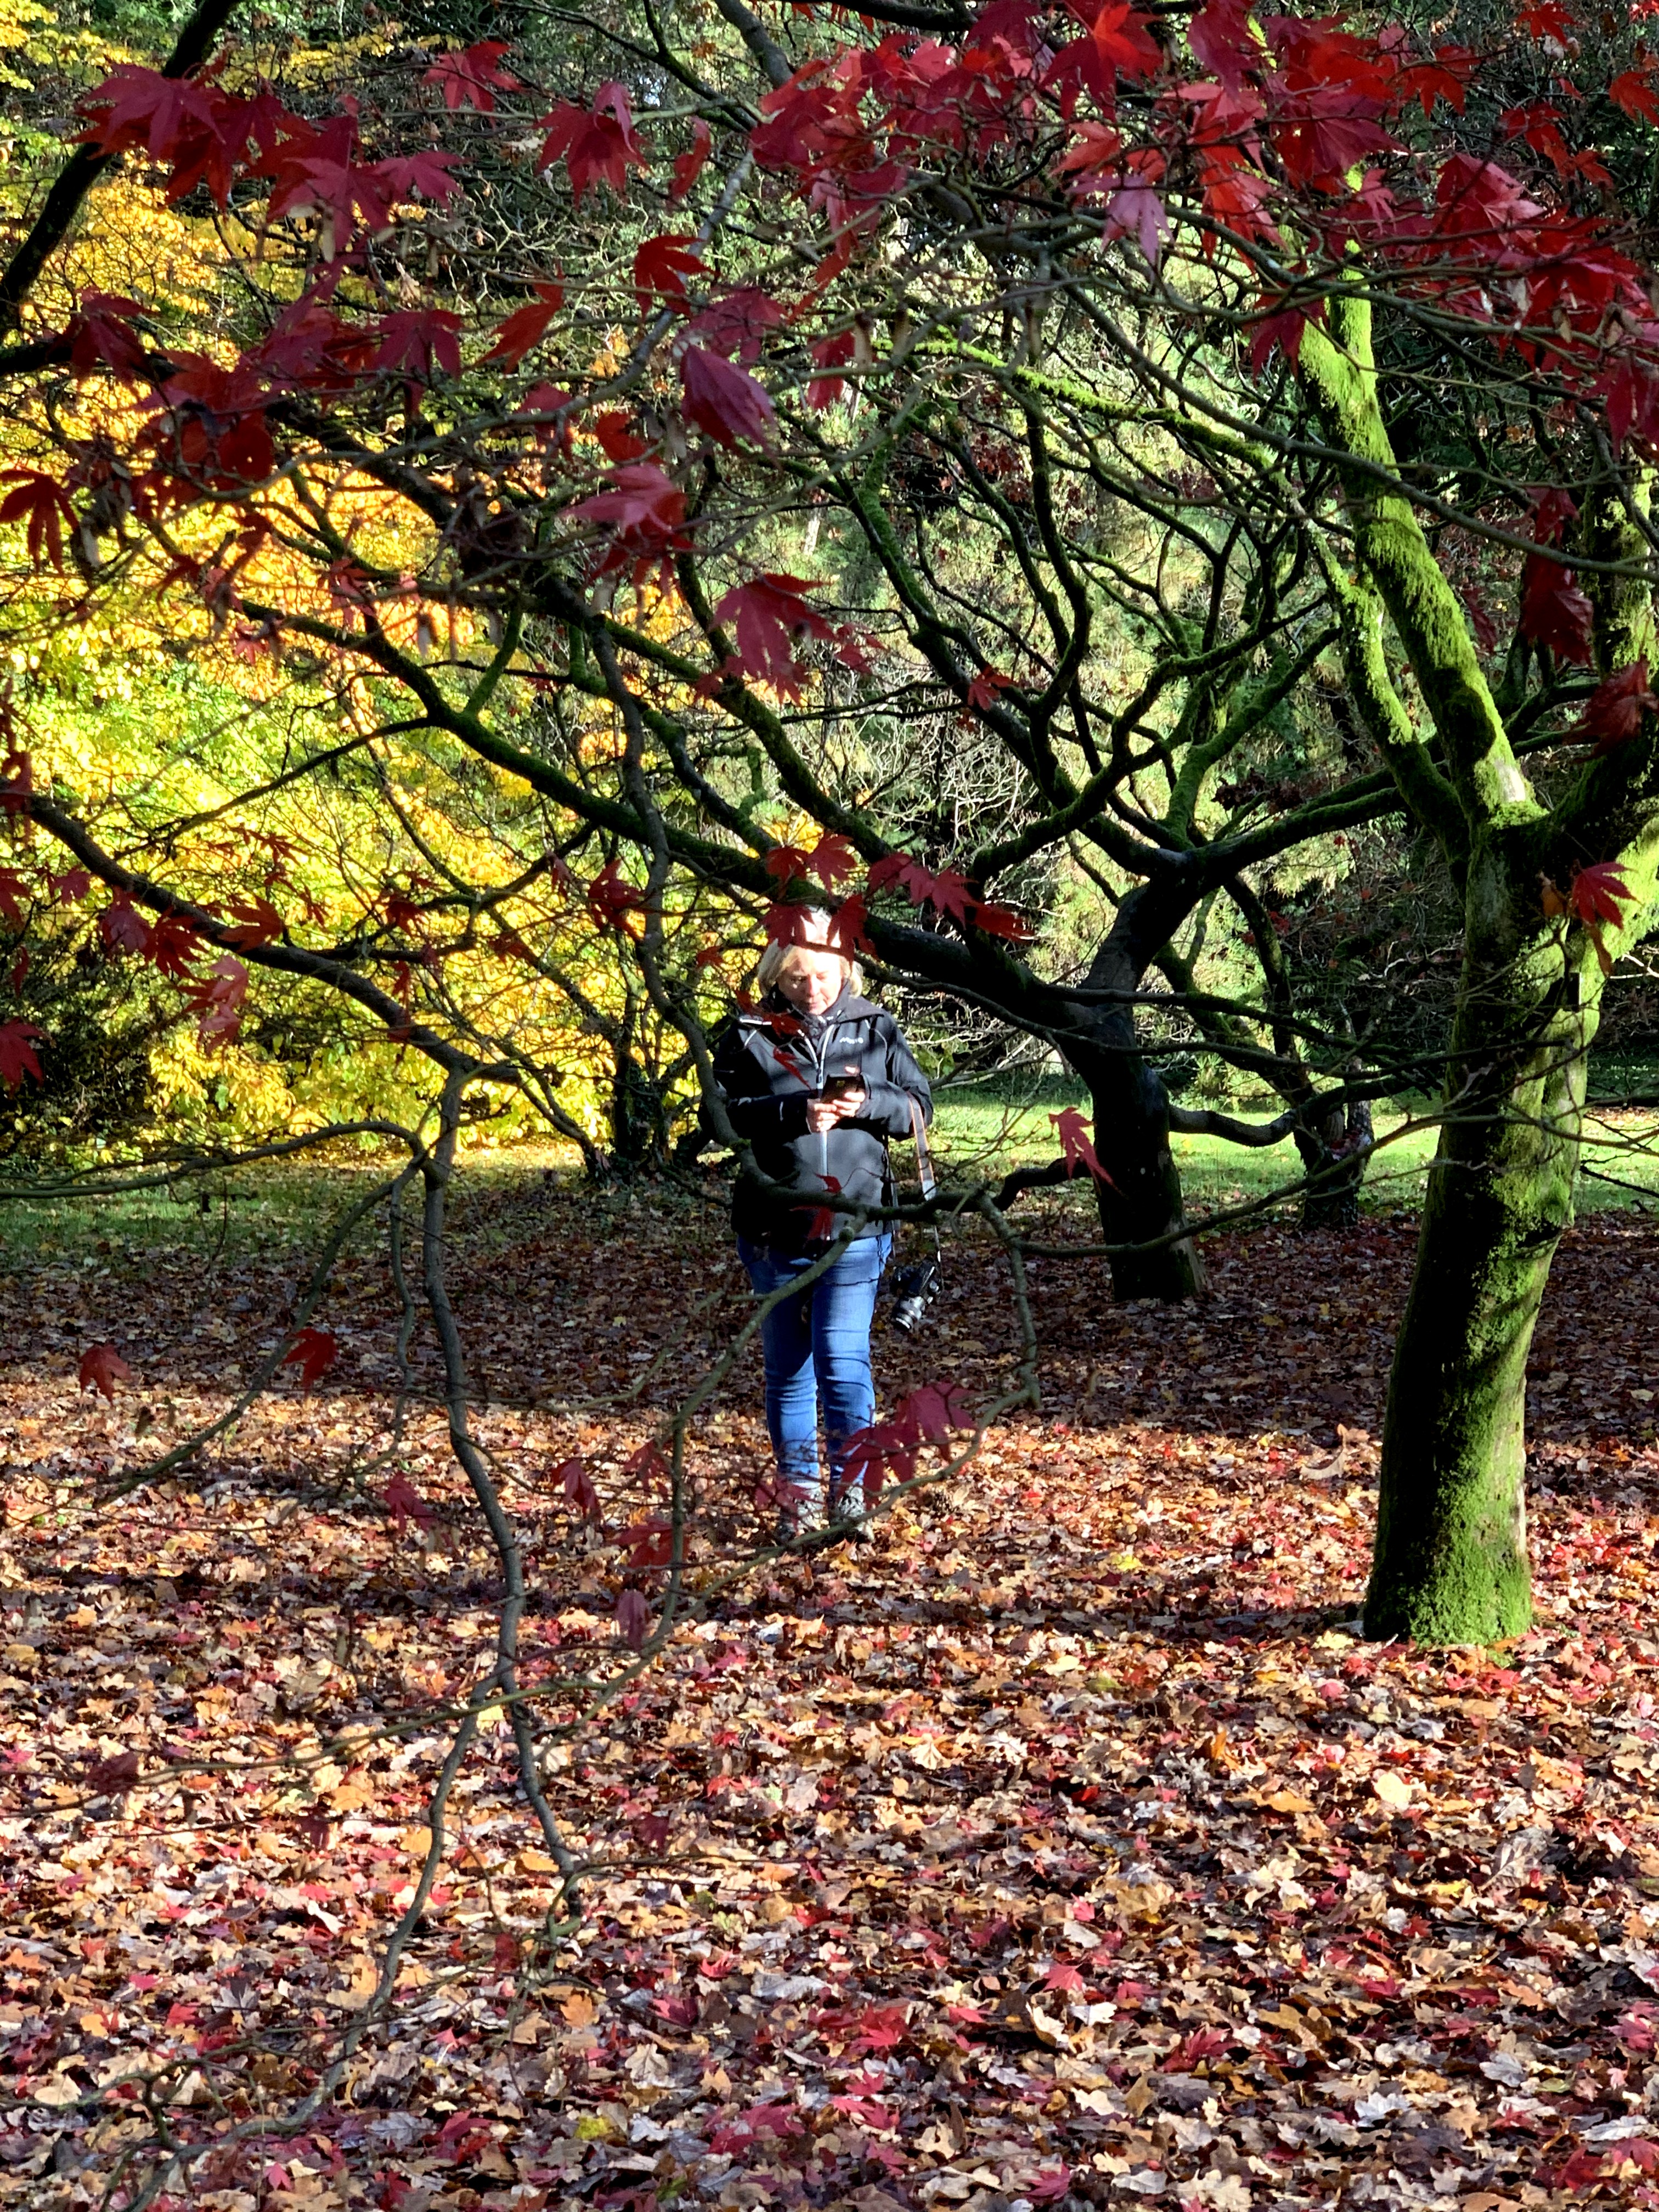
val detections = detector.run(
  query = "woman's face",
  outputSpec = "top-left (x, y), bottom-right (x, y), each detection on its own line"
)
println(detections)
top-left (775, 947), bottom-right (847, 1015)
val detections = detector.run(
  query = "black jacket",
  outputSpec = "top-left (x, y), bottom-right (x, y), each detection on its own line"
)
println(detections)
top-left (708, 989), bottom-right (933, 1251)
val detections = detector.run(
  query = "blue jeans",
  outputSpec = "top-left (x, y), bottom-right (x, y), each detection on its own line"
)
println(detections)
top-left (738, 1232), bottom-right (891, 1515)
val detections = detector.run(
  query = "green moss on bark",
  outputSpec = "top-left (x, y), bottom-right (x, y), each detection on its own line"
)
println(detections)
top-left (1295, 294), bottom-right (1659, 1644)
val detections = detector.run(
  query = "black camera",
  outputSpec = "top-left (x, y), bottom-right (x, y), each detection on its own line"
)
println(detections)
top-left (890, 1258), bottom-right (941, 1334)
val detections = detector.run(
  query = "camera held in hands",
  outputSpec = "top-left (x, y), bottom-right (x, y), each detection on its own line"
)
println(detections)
top-left (891, 1257), bottom-right (942, 1334)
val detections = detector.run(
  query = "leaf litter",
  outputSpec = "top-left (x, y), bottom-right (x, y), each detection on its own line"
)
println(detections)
top-left (1, 1183), bottom-right (1658, 2211)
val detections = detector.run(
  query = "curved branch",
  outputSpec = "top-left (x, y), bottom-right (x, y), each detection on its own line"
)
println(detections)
top-left (0, 0), bottom-right (244, 334)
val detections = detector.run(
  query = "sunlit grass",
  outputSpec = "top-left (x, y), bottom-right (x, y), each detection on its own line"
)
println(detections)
top-left (0, 1062), bottom-right (1651, 1267)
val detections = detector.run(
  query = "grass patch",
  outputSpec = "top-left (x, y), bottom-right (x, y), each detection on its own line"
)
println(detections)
top-left (928, 1075), bottom-right (1659, 1217)
top-left (0, 1062), bottom-right (1654, 1269)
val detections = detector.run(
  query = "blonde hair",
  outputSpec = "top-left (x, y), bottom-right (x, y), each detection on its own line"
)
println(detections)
top-left (755, 910), bottom-right (862, 996)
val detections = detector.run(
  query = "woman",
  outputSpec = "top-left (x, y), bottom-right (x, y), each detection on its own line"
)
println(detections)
top-left (709, 917), bottom-right (933, 1531)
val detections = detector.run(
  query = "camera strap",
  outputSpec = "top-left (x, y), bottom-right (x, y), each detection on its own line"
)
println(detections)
top-left (907, 1096), bottom-right (936, 1201)
top-left (905, 1097), bottom-right (942, 1285)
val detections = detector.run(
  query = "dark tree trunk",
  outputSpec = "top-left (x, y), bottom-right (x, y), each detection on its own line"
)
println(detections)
top-left (606, 991), bottom-right (669, 1172)
top-left (1296, 1095), bottom-right (1374, 1229)
top-left (1064, 922), bottom-right (1204, 1301)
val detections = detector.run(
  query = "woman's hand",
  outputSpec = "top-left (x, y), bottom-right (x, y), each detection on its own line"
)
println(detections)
top-left (805, 1085), bottom-right (866, 1133)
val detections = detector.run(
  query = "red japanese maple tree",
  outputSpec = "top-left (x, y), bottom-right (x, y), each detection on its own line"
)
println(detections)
top-left (1, 0), bottom-right (1657, 1638)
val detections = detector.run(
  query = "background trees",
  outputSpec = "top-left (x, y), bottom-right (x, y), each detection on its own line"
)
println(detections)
top-left (0, 0), bottom-right (1657, 1649)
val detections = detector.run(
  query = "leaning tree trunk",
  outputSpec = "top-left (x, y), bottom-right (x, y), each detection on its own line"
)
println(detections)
top-left (1060, 906), bottom-right (1206, 1302)
top-left (1365, 889), bottom-right (1597, 1644)
top-left (1069, 1020), bottom-right (1204, 1302)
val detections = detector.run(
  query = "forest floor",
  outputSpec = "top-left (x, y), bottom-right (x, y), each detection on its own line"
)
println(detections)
top-left (4, 1173), bottom-right (1659, 2212)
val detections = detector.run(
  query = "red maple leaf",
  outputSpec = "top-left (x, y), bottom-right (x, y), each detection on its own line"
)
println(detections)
top-left (0, 470), bottom-right (77, 571)
top-left (972, 898), bottom-right (1036, 941)
top-left (1599, 357), bottom-right (1659, 453)
top-left (620, 1515), bottom-right (674, 1567)
top-left (1051, 1105), bottom-right (1115, 1185)
top-left (808, 331), bottom-right (857, 410)
top-left (842, 2003), bottom-right (911, 2055)
top-left (1088, 1), bottom-right (1163, 78)
top-left (1249, 298), bottom-right (1316, 376)
top-left (1520, 556), bottom-right (1594, 664)
top-left (78, 1342), bottom-right (133, 1400)
top-left (840, 1415), bottom-right (920, 1502)
top-left (0, 1018), bottom-right (43, 1091)
top-left (800, 1173), bottom-right (845, 1243)
top-left (712, 573), bottom-right (834, 694)
top-left (924, 867), bottom-right (976, 926)
top-left (670, 117), bottom-right (712, 201)
top-left (967, 666), bottom-right (1016, 710)
top-left (144, 912), bottom-right (199, 979)
top-left (685, 286), bottom-right (785, 367)
top-left (538, 82), bottom-right (649, 200)
top-left (1262, 19), bottom-right (1396, 190)
top-left (77, 66), bottom-right (255, 207)
top-left (283, 1326), bottom-right (338, 1390)
top-left (592, 411), bottom-right (650, 462)
top-left (371, 309), bottom-right (463, 385)
top-left (806, 832), bottom-right (858, 887)
top-left (866, 853), bottom-right (992, 930)
top-left (617, 1587), bottom-right (652, 1650)
top-left (480, 280), bottom-right (566, 368)
top-left (0, 752), bottom-right (35, 820)
top-left (1188, 0), bottom-right (1259, 90)
top-left (370, 149), bottom-right (462, 205)
top-left (1610, 67), bottom-right (1659, 125)
top-left (1570, 860), bottom-right (1632, 929)
top-left (894, 1382), bottom-right (973, 1447)
top-left (424, 41), bottom-right (521, 112)
top-left (1050, 0), bottom-right (1162, 111)
top-left (223, 894), bottom-right (285, 948)
top-left (764, 843), bottom-right (813, 884)
top-left (99, 895), bottom-right (150, 956)
top-left (623, 1438), bottom-right (671, 1492)
top-left (680, 347), bottom-right (775, 447)
top-left (180, 953), bottom-right (248, 1047)
top-left (266, 115), bottom-right (396, 252)
top-left (67, 290), bottom-right (148, 379)
top-left (586, 857), bottom-right (648, 938)
top-left (1577, 661), bottom-right (1657, 754)
top-left (1516, 0), bottom-right (1576, 45)
top-left (867, 852), bottom-right (936, 902)
top-left (564, 464), bottom-right (690, 585)
top-left (633, 233), bottom-right (703, 313)
top-left (764, 903), bottom-right (820, 946)
top-left (383, 1470), bottom-right (434, 1533)
top-left (556, 1455), bottom-right (602, 1525)
top-left (824, 894), bottom-right (873, 957)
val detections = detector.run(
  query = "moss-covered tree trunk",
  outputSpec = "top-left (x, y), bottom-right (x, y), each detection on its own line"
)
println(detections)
top-left (1297, 292), bottom-right (1659, 1643)
top-left (1366, 889), bottom-right (1598, 1641)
